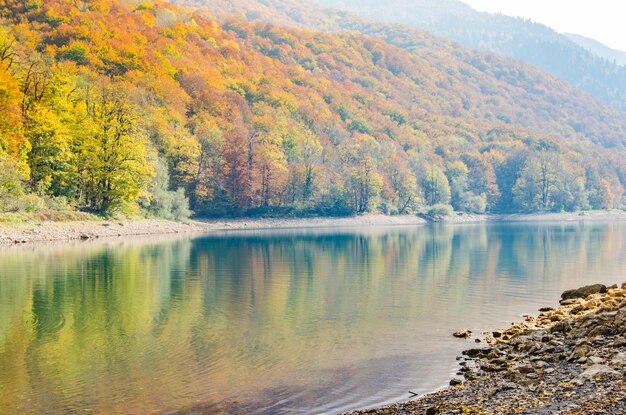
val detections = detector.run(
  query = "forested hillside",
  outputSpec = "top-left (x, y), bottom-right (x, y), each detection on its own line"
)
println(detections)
top-left (0, 0), bottom-right (624, 219)
top-left (313, 0), bottom-right (626, 112)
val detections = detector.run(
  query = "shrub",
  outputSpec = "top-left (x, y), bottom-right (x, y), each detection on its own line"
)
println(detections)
top-left (147, 159), bottom-right (192, 220)
top-left (170, 187), bottom-right (191, 220)
top-left (17, 193), bottom-right (47, 213)
top-left (0, 157), bottom-right (24, 212)
top-left (427, 203), bottom-right (454, 218)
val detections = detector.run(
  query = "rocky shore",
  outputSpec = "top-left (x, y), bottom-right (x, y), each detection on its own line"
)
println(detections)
top-left (347, 283), bottom-right (626, 415)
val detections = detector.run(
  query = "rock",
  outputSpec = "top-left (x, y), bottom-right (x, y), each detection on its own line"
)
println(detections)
top-left (453, 329), bottom-right (472, 339)
top-left (482, 364), bottom-right (506, 373)
top-left (611, 352), bottom-right (626, 366)
top-left (560, 284), bottom-right (607, 303)
top-left (449, 377), bottom-right (463, 386)
top-left (612, 337), bottom-right (626, 347)
top-left (616, 309), bottom-right (626, 333)
top-left (516, 364), bottom-right (535, 374)
top-left (569, 303), bottom-right (586, 315)
top-left (569, 341), bottom-right (589, 358)
top-left (588, 356), bottom-right (605, 365)
top-left (425, 407), bottom-right (438, 415)
top-left (587, 325), bottom-right (611, 337)
top-left (539, 307), bottom-right (554, 312)
top-left (578, 364), bottom-right (619, 379)
top-left (463, 348), bottom-right (489, 358)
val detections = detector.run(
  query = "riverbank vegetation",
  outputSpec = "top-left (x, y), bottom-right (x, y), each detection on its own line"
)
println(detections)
top-left (0, 0), bottom-right (624, 219)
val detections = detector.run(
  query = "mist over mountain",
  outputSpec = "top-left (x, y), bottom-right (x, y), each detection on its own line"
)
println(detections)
top-left (313, 0), bottom-right (626, 111)
top-left (565, 33), bottom-right (626, 67)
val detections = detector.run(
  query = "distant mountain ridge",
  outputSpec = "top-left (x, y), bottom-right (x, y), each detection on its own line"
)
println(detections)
top-left (565, 33), bottom-right (626, 66)
top-left (313, 0), bottom-right (626, 112)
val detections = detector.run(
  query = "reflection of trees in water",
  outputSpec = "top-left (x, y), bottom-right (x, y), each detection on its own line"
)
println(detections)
top-left (0, 223), bottom-right (625, 413)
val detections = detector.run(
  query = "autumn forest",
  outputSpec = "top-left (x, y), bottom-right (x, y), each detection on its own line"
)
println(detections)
top-left (0, 0), bottom-right (625, 219)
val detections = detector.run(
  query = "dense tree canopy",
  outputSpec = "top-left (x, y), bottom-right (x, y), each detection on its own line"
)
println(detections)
top-left (0, 0), bottom-right (624, 217)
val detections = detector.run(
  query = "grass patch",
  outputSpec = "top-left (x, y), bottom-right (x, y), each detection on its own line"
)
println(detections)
top-left (0, 211), bottom-right (99, 224)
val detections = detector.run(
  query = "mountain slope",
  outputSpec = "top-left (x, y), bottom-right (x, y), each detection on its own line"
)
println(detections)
top-left (565, 33), bottom-right (626, 67)
top-left (311, 0), bottom-right (626, 112)
top-left (0, 0), bottom-right (624, 218)
top-left (173, 0), bottom-right (626, 143)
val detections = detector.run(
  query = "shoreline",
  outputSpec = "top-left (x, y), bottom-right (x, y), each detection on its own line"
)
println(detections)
top-left (0, 211), bottom-right (624, 246)
top-left (346, 283), bottom-right (626, 415)
top-left (0, 215), bottom-right (427, 245)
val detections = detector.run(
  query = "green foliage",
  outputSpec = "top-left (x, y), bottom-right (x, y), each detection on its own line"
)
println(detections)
top-left (148, 158), bottom-right (191, 220)
top-left (0, 154), bottom-right (24, 211)
top-left (426, 203), bottom-right (454, 218)
top-left (75, 83), bottom-right (154, 214)
top-left (422, 165), bottom-right (451, 206)
top-left (17, 193), bottom-right (46, 212)
top-left (25, 104), bottom-right (72, 194)
top-left (57, 42), bottom-right (90, 65)
top-left (349, 119), bottom-right (373, 135)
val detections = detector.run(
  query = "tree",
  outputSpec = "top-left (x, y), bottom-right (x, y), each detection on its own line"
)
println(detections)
top-left (282, 120), bottom-right (323, 205)
top-left (422, 164), bottom-right (451, 206)
top-left (147, 158), bottom-right (191, 220)
top-left (75, 82), bottom-right (153, 214)
top-left (445, 160), bottom-right (487, 213)
top-left (0, 38), bottom-right (28, 179)
top-left (25, 104), bottom-right (72, 194)
top-left (383, 154), bottom-right (419, 214)
top-left (586, 168), bottom-right (616, 210)
top-left (513, 152), bottom-right (558, 211)
top-left (189, 117), bottom-right (226, 211)
top-left (462, 153), bottom-right (500, 210)
top-left (341, 135), bottom-right (384, 213)
top-left (0, 153), bottom-right (24, 211)
top-left (251, 105), bottom-right (289, 207)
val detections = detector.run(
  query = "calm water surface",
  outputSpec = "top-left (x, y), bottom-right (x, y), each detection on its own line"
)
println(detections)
top-left (1, 222), bottom-right (626, 414)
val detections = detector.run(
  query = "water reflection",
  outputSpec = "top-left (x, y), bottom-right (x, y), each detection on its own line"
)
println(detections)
top-left (1, 223), bottom-right (625, 414)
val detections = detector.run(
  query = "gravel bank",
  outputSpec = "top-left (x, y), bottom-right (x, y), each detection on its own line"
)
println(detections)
top-left (0, 215), bottom-right (427, 245)
top-left (346, 283), bottom-right (626, 415)
top-left (1, 211), bottom-right (624, 245)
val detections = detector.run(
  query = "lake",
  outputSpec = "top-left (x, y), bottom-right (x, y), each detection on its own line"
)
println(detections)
top-left (1, 222), bottom-right (625, 414)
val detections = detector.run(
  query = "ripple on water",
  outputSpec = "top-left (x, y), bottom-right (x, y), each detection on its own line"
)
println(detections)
top-left (1, 223), bottom-right (626, 414)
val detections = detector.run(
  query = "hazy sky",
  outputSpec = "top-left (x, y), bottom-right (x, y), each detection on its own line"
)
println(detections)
top-left (463, 0), bottom-right (626, 51)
